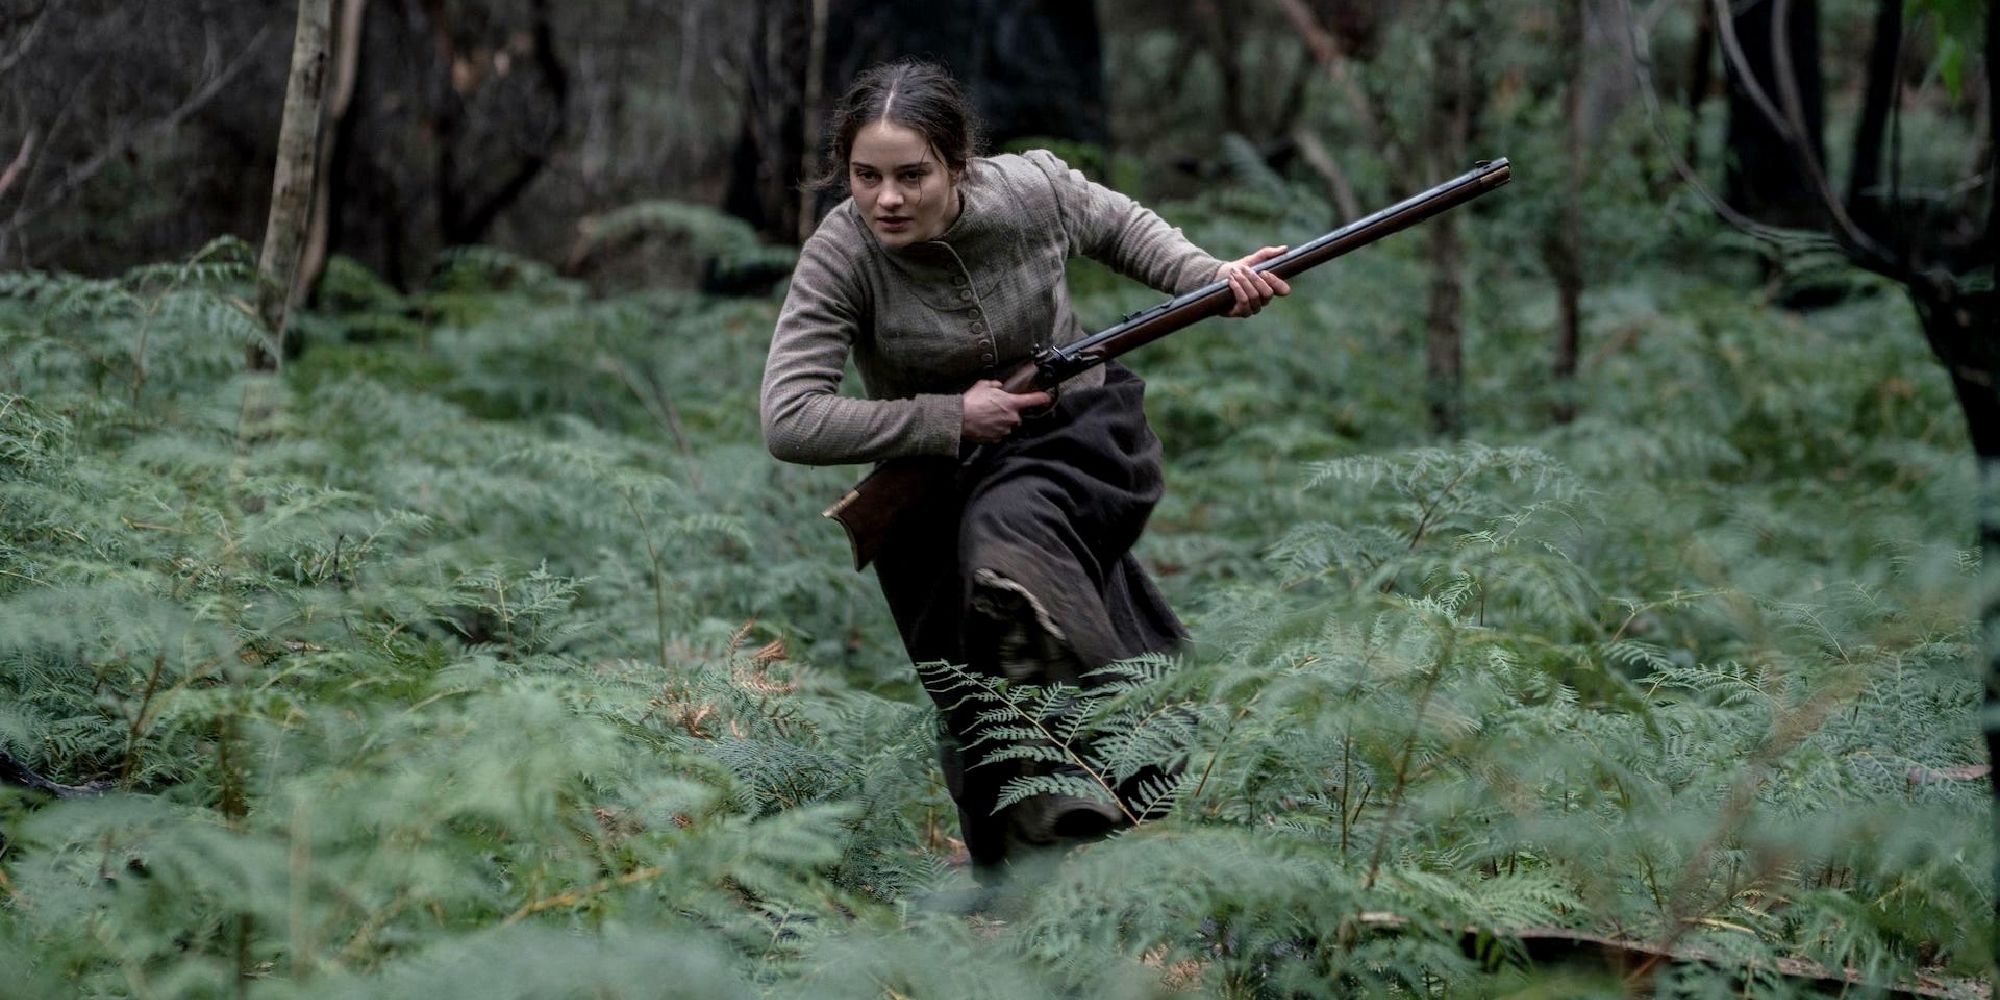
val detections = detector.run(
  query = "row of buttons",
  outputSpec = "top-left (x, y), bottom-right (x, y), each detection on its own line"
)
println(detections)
top-left (944, 252), bottom-right (1013, 367)
top-left (955, 272), bottom-right (995, 365)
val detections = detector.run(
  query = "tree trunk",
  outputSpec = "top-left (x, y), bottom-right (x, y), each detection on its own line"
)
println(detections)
top-left (298, 0), bottom-right (369, 307)
top-left (1423, 7), bottom-right (1477, 437)
top-left (1846, 0), bottom-right (1902, 242)
top-left (796, 0), bottom-right (830, 245)
top-left (1720, 0), bottom-right (1826, 228)
top-left (1426, 210), bottom-right (1464, 436)
top-left (1549, 0), bottom-right (1586, 425)
top-left (446, 0), bottom-right (567, 245)
top-left (723, 0), bottom-right (808, 244)
top-left (1683, 0), bottom-right (1714, 171)
top-left (1910, 290), bottom-right (2000, 936)
top-left (252, 0), bottom-right (333, 370)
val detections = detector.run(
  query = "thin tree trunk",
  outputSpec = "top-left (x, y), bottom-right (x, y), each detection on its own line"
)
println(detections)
top-left (1195, 0), bottom-right (1248, 131)
top-left (1291, 126), bottom-right (1362, 222)
top-left (1912, 292), bottom-right (2000, 942)
top-left (449, 0), bottom-right (567, 243)
top-left (1424, 10), bottom-right (1476, 437)
top-left (1980, 4), bottom-right (1999, 943)
top-left (1985, 1), bottom-right (1997, 261)
top-left (1846, 0), bottom-right (1902, 240)
top-left (298, 0), bottom-right (369, 308)
top-left (796, 0), bottom-right (828, 244)
top-left (1426, 210), bottom-right (1464, 437)
top-left (1551, 0), bottom-right (1586, 424)
top-left (722, 0), bottom-right (806, 244)
top-left (253, 0), bottom-right (334, 371)
top-left (1683, 0), bottom-right (1714, 170)
top-left (419, 0), bottom-right (464, 244)
top-left (1720, 0), bottom-right (1827, 227)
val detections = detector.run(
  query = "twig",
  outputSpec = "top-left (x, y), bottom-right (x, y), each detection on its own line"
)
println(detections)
top-left (1363, 620), bottom-right (1455, 889)
top-left (595, 355), bottom-right (704, 492)
top-left (119, 654), bottom-right (167, 788)
top-left (336, 890), bottom-right (412, 963)
top-left (1187, 702), bottom-right (1253, 808)
top-left (1641, 667), bottom-right (1869, 971)
top-left (621, 489), bottom-right (673, 673)
top-left (503, 864), bottom-right (666, 924)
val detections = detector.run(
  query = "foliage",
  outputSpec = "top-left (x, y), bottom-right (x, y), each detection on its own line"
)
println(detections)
top-left (0, 133), bottom-right (1990, 1000)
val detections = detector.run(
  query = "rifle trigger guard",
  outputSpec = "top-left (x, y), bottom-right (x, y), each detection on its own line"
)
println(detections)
top-left (1023, 382), bottom-right (1060, 420)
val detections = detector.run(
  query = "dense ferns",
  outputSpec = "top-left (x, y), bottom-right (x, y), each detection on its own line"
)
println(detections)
top-left (0, 199), bottom-right (1987, 998)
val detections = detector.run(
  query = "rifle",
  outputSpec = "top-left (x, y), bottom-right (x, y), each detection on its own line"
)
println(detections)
top-left (823, 157), bottom-right (1513, 571)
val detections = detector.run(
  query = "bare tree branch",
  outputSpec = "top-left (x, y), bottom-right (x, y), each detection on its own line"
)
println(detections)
top-left (1713, 0), bottom-right (1899, 271)
top-left (1269, 0), bottom-right (1392, 165)
top-left (0, 61), bottom-right (100, 258)
top-left (1, 24), bottom-right (272, 238)
top-left (1613, 0), bottom-right (1815, 248)
top-left (0, 128), bottom-right (32, 200)
top-left (0, 1), bottom-right (49, 78)
top-left (1710, 0), bottom-right (1794, 142)
top-left (1291, 125), bottom-right (1361, 222)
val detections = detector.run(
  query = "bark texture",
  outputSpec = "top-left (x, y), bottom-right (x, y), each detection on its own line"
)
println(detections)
top-left (252, 0), bottom-right (334, 368)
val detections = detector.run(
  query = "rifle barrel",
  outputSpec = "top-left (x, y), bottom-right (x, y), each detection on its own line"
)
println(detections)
top-left (1053, 158), bottom-right (1511, 366)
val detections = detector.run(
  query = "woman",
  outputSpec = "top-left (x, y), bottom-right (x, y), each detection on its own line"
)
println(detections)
top-left (761, 59), bottom-right (1286, 882)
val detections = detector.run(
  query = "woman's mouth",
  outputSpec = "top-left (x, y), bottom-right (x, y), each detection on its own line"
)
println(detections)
top-left (877, 216), bottom-right (911, 232)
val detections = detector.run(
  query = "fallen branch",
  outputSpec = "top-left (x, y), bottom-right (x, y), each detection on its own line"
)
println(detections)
top-left (1321, 913), bottom-right (1984, 998)
top-left (0, 748), bottom-right (106, 799)
top-left (502, 864), bottom-right (666, 925)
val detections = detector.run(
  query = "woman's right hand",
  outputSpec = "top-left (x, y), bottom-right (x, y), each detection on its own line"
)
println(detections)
top-left (960, 379), bottom-right (1052, 443)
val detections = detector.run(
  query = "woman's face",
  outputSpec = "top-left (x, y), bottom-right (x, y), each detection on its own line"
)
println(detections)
top-left (848, 120), bottom-right (959, 249)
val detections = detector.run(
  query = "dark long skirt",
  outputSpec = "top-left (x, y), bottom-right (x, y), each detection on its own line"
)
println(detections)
top-left (872, 363), bottom-right (1185, 874)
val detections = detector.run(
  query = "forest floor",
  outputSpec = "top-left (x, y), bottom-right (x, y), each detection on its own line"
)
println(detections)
top-left (0, 200), bottom-right (1991, 996)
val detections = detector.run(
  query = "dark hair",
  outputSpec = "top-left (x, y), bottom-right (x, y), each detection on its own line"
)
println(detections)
top-left (811, 59), bottom-right (983, 190)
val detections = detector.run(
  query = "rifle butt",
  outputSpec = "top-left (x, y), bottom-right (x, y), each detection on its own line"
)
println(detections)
top-left (823, 456), bottom-right (956, 570)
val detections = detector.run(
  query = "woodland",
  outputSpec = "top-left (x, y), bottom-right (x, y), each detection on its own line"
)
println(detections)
top-left (0, 0), bottom-right (1995, 997)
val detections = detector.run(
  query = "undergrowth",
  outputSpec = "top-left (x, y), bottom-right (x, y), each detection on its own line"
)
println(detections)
top-left (0, 180), bottom-right (1986, 998)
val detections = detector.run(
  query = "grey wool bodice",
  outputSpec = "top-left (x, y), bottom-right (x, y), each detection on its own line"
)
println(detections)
top-left (760, 150), bottom-right (1225, 465)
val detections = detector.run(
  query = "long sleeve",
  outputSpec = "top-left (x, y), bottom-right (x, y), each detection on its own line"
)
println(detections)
top-left (1025, 150), bottom-right (1226, 295)
top-left (760, 230), bottom-right (963, 466)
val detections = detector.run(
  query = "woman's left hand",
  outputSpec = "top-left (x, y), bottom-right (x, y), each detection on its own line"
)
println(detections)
top-left (1217, 246), bottom-right (1292, 318)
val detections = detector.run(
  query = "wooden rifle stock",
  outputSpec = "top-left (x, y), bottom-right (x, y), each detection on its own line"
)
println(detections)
top-left (824, 157), bottom-right (1513, 570)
